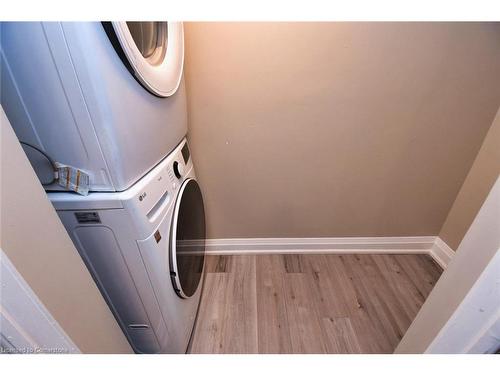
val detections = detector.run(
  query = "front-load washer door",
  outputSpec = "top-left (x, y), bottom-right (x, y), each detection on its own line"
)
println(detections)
top-left (170, 179), bottom-right (206, 299)
top-left (105, 21), bottom-right (184, 97)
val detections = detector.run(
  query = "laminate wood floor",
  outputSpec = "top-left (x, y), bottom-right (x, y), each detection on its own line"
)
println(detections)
top-left (189, 254), bottom-right (442, 354)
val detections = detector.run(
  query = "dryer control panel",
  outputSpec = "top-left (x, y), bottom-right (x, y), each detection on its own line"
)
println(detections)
top-left (124, 138), bottom-right (194, 239)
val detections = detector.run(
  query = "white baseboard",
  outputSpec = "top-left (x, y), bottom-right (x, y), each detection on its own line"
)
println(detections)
top-left (205, 236), bottom-right (455, 269)
top-left (430, 237), bottom-right (455, 269)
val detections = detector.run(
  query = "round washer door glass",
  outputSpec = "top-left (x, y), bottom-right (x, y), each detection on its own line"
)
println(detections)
top-left (110, 21), bottom-right (184, 97)
top-left (126, 22), bottom-right (167, 63)
top-left (170, 179), bottom-right (205, 298)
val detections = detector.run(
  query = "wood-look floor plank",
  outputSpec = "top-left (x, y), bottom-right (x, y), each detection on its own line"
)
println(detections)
top-left (190, 256), bottom-right (257, 353)
top-left (283, 272), bottom-right (327, 353)
top-left (306, 255), bottom-right (351, 319)
top-left (256, 255), bottom-right (293, 353)
top-left (190, 254), bottom-right (442, 354)
top-left (205, 255), bottom-right (231, 273)
top-left (219, 255), bottom-right (258, 353)
top-left (366, 255), bottom-right (414, 336)
top-left (283, 254), bottom-right (306, 273)
top-left (338, 255), bottom-right (395, 353)
top-left (314, 254), bottom-right (387, 353)
top-left (393, 255), bottom-right (437, 298)
top-left (322, 317), bottom-right (363, 354)
top-left (414, 254), bottom-right (443, 282)
top-left (189, 272), bottom-right (229, 353)
top-left (361, 256), bottom-right (412, 345)
top-left (371, 255), bottom-right (427, 318)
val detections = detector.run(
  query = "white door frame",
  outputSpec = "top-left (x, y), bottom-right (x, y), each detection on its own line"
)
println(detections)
top-left (0, 249), bottom-right (80, 354)
top-left (396, 177), bottom-right (500, 353)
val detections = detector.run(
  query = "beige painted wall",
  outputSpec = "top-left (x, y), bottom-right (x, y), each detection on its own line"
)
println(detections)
top-left (439, 107), bottom-right (500, 250)
top-left (184, 22), bottom-right (500, 239)
top-left (0, 107), bottom-right (132, 353)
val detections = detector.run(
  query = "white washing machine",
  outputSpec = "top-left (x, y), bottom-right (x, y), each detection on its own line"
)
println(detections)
top-left (1, 22), bottom-right (187, 192)
top-left (50, 139), bottom-right (206, 353)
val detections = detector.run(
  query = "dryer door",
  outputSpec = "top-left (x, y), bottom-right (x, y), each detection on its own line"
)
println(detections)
top-left (170, 179), bottom-right (206, 299)
top-left (105, 21), bottom-right (184, 97)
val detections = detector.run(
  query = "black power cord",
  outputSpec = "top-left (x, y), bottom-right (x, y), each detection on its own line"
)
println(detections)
top-left (19, 141), bottom-right (58, 186)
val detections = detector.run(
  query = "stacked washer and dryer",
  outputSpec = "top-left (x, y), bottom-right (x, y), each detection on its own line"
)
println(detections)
top-left (0, 22), bottom-right (206, 353)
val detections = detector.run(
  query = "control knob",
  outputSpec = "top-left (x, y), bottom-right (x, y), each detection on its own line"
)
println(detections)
top-left (173, 161), bottom-right (184, 179)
